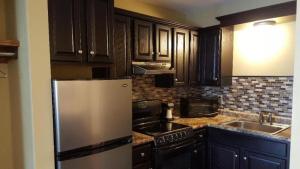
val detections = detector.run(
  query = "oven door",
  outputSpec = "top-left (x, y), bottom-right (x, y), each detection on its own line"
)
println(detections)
top-left (154, 139), bottom-right (195, 169)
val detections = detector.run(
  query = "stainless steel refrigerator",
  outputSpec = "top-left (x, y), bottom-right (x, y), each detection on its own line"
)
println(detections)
top-left (52, 79), bottom-right (132, 169)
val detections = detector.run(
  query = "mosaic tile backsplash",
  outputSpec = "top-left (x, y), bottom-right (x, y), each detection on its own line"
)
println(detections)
top-left (132, 75), bottom-right (293, 118)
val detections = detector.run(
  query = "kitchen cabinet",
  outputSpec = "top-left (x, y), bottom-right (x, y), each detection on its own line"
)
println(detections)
top-left (199, 27), bottom-right (221, 86)
top-left (173, 28), bottom-right (190, 86)
top-left (199, 26), bottom-right (233, 86)
top-left (192, 129), bottom-right (207, 169)
top-left (134, 20), bottom-right (154, 61)
top-left (208, 128), bottom-right (290, 169)
top-left (133, 143), bottom-right (152, 169)
top-left (155, 24), bottom-right (172, 62)
top-left (208, 143), bottom-right (240, 169)
top-left (114, 15), bottom-right (132, 78)
top-left (48, 0), bottom-right (114, 63)
top-left (243, 151), bottom-right (285, 169)
top-left (189, 31), bottom-right (200, 86)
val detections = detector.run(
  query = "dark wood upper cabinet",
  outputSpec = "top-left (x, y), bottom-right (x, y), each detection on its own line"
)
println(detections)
top-left (48, 0), bottom-right (83, 62)
top-left (173, 28), bottom-right (189, 86)
top-left (113, 15), bottom-right (131, 78)
top-left (155, 24), bottom-right (172, 62)
top-left (199, 27), bottom-right (221, 86)
top-left (189, 30), bottom-right (200, 86)
top-left (134, 20), bottom-right (154, 61)
top-left (48, 0), bottom-right (114, 63)
top-left (86, 0), bottom-right (114, 63)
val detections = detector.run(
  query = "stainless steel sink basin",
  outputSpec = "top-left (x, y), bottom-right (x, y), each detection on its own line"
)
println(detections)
top-left (225, 121), bottom-right (290, 134)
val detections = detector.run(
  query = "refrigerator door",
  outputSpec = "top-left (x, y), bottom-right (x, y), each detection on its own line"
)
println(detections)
top-left (57, 144), bottom-right (132, 169)
top-left (53, 79), bottom-right (132, 152)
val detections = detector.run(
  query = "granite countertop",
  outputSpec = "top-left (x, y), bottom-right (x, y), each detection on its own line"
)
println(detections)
top-left (173, 115), bottom-right (236, 129)
top-left (132, 115), bottom-right (291, 146)
top-left (132, 132), bottom-right (154, 146)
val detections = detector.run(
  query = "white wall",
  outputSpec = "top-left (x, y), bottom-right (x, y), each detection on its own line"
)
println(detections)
top-left (186, 0), bottom-right (295, 27)
top-left (233, 21), bottom-right (295, 76)
top-left (8, 0), bottom-right (55, 168)
top-left (290, 1), bottom-right (300, 169)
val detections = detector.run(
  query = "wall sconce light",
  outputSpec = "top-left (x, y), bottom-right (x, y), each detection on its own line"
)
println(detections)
top-left (253, 20), bottom-right (276, 27)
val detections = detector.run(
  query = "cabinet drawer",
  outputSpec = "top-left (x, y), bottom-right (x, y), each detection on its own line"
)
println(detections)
top-left (133, 144), bottom-right (152, 165)
top-left (208, 128), bottom-right (289, 158)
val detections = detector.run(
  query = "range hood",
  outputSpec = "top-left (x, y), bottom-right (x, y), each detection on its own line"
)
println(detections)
top-left (132, 61), bottom-right (175, 75)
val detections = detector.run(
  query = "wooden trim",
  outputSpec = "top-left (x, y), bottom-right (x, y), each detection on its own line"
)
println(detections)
top-left (0, 40), bottom-right (19, 63)
top-left (115, 8), bottom-right (200, 30)
top-left (0, 40), bottom-right (20, 47)
top-left (216, 1), bottom-right (297, 26)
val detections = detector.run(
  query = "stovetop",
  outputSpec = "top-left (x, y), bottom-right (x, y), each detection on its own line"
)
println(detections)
top-left (134, 121), bottom-right (191, 136)
top-left (134, 121), bottom-right (194, 147)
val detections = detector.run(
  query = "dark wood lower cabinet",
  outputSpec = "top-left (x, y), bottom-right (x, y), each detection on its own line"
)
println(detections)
top-left (192, 143), bottom-right (207, 169)
top-left (208, 143), bottom-right (239, 169)
top-left (243, 151), bottom-right (286, 169)
top-left (133, 143), bottom-right (152, 169)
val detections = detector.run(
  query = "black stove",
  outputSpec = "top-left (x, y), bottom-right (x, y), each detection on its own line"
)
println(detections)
top-left (133, 100), bottom-right (194, 147)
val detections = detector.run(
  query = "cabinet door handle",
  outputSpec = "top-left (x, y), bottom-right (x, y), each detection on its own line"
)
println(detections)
top-left (243, 157), bottom-right (247, 160)
top-left (234, 154), bottom-right (238, 158)
top-left (90, 51), bottom-right (95, 55)
top-left (78, 50), bottom-right (83, 54)
top-left (198, 134), bottom-right (204, 138)
top-left (152, 52), bottom-right (155, 55)
top-left (140, 152), bottom-right (145, 157)
top-left (193, 150), bottom-right (198, 154)
top-left (213, 77), bottom-right (218, 81)
top-left (175, 78), bottom-right (178, 82)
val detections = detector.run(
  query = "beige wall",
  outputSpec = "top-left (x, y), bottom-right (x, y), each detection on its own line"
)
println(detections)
top-left (186, 0), bottom-right (294, 27)
top-left (114, 0), bottom-right (187, 24)
top-left (8, 0), bottom-right (55, 168)
top-left (233, 21), bottom-right (295, 76)
top-left (0, 64), bottom-right (14, 169)
top-left (290, 2), bottom-right (300, 169)
top-left (0, 0), bottom-right (7, 39)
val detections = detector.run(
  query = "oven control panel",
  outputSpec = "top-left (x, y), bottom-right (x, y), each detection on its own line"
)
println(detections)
top-left (154, 128), bottom-right (194, 146)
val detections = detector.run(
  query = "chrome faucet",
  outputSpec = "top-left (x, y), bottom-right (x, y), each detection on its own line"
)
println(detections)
top-left (267, 113), bottom-right (273, 125)
top-left (258, 112), bottom-right (265, 125)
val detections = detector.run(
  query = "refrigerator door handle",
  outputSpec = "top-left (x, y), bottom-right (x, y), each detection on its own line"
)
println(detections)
top-left (57, 135), bottom-right (132, 161)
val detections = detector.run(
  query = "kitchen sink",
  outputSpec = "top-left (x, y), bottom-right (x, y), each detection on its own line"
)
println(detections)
top-left (225, 121), bottom-right (290, 135)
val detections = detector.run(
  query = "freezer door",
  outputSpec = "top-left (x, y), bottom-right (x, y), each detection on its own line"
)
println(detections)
top-left (53, 79), bottom-right (132, 152)
top-left (57, 144), bottom-right (132, 169)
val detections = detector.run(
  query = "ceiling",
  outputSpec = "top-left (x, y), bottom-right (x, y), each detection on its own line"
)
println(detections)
top-left (139, 0), bottom-right (233, 11)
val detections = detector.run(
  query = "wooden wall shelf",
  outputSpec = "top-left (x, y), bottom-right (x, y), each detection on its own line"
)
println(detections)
top-left (0, 40), bottom-right (20, 63)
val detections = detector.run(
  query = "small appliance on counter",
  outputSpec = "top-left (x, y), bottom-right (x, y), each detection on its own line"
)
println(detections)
top-left (133, 100), bottom-right (195, 169)
top-left (180, 97), bottom-right (219, 118)
top-left (162, 102), bottom-right (175, 121)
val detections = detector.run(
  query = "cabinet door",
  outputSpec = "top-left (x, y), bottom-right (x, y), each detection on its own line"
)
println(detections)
top-left (48, 0), bottom-right (84, 62)
top-left (86, 0), bottom-right (114, 63)
top-left (155, 24), bottom-right (172, 62)
top-left (134, 20), bottom-right (154, 61)
top-left (243, 151), bottom-right (286, 169)
top-left (189, 31), bottom-right (200, 86)
top-left (208, 143), bottom-right (239, 169)
top-left (114, 15), bottom-right (131, 78)
top-left (199, 28), bottom-right (221, 86)
top-left (192, 142), bottom-right (206, 169)
top-left (173, 28), bottom-right (189, 86)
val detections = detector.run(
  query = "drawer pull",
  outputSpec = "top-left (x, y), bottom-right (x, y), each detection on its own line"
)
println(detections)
top-left (198, 134), bottom-right (204, 138)
top-left (243, 157), bottom-right (247, 160)
top-left (194, 150), bottom-right (198, 154)
top-left (234, 154), bottom-right (238, 158)
top-left (140, 152), bottom-right (145, 157)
